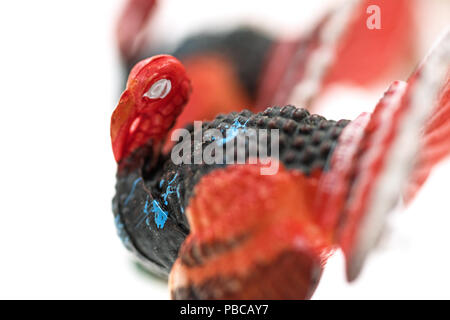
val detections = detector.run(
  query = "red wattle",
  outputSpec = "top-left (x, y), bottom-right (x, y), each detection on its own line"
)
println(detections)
top-left (111, 55), bottom-right (191, 163)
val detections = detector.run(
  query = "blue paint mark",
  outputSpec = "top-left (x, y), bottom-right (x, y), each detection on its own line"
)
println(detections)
top-left (135, 197), bottom-right (169, 230)
top-left (114, 215), bottom-right (131, 249)
top-left (176, 184), bottom-right (184, 214)
top-left (135, 196), bottom-right (150, 229)
top-left (124, 177), bottom-right (142, 206)
top-left (176, 184), bottom-right (181, 199)
top-left (134, 174), bottom-right (183, 231)
top-left (161, 173), bottom-right (178, 205)
top-left (151, 200), bottom-right (168, 229)
top-left (217, 118), bottom-right (250, 146)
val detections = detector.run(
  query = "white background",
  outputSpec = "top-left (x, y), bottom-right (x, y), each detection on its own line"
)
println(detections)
top-left (0, 0), bottom-right (449, 299)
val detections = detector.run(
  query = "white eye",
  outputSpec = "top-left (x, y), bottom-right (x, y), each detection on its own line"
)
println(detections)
top-left (144, 79), bottom-right (172, 99)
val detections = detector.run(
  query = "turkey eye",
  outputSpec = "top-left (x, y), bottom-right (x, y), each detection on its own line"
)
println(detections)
top-left (144, 79), bottom-right (172, 99)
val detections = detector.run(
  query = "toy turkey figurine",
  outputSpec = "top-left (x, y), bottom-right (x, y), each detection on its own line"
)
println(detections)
top-left (111, 0), bottom-right (450, 299)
